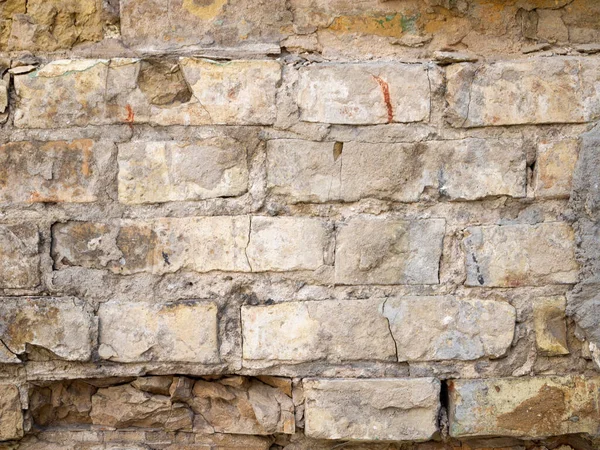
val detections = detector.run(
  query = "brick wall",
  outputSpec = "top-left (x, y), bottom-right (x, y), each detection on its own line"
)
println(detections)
top-left (1, 0), bottom-right (600, 449)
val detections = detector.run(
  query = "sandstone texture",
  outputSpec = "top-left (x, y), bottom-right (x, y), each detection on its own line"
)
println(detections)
top-left (0, 384), bottom-right (23, 441)
top-left (0, 223), bottom-right (40, 289)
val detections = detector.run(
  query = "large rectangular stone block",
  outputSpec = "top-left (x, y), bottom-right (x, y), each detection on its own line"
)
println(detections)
top-left (297, 63), bottom-right (430, 124)
top-left (0, 140), bottom-right (112, 203)
top-left (0, 224), bottom-right (40, 289)
top-left (52, 217), bottom-right (252, 275)
top-left (241, 300), bottom-right (397, 364)
top-left (464, 223), bottom-right (579, 287)
top-left (98, 301), bottom-right (219, 363)
top-left (383, 296), bottom-right (516, 361)
top-left (446, 58), bottom-right (600, 127)
top-left (246, 217), bottom-right (329, 272)
top-left (335, 217), bottom-right (445, 285)
top-left (267, 139), bottom-right (526, 203)
top-left (14, 58), bottom-right (281, 128)
top-left (304, 378), bottom-right (440, 441)
top-left (449, 376), bottom-right (600, 438)
top-left (118, 139), bottom-right (248, 204)
top-left (0, 385), bottom-right (23, 441)
top-left (0, 297), bottom-right (95, 362)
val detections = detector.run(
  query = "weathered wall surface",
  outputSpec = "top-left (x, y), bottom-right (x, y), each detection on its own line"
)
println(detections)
top-left (0, 0), bottom-right (600, 449)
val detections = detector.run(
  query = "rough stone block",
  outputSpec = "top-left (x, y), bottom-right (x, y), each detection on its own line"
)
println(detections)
top-left (0, 223), bottom-right (40, 289)
top-left (98, 301), bottom-right (219, 363)
top-left (464, 223), bottom-right (579, 287)
top-left (0, 385), bottom-right (23, 441)
top-left (446, 59), bottom-right (600, 127)
top-left (0, 297), bottom-right (95, 361)
top-left (241, 300), bottom-right (397, 364)
top-left (266, 139), bottom-right (526, 202)
top-left (14, 59), bottom-right (281, 128)
top-left (118, 139), bottom-right (248, 204)
top-left (304, 378), bottom-right (440, 441)
top-left (533, 296), bottom-right (569, 356)
top-left (297, 63), bottom-right (430, 124)
top-left (246, 217), bottom-right (329, 272)
top-left (449, 376), bottom-right (600, 438)
top-left (0, 140), bottom-right (112, 203)
top-left (534, 139), bottom-right (579, 199)
top-left (52, 217), bottom-right (251, 275)
top-left (383, 296), bottom-right (516, 361)
top-left (335, 217), bottom-right (445, 285)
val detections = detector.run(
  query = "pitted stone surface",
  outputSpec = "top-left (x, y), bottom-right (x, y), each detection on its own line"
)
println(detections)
top-left (0, 385), bottom-right (23, 441)
top-left (0, 224), bottom-right (40, 289)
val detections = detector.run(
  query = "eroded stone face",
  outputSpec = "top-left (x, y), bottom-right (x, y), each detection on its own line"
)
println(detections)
top-left (464, 223), bottom-right (579, 287)
top-left (446, 59), bottom-right (600, 127)
top-left (335, 217), bottom-right (445, 285)
top-left (383, 296), bottom-right (516, 361)
top-left (534, 139), bottom-right (579, 199)
top-left (98, 301), bottom-right (219, 363)
top-left (0, 140), bottom-right (112, 204)
top-left (533, 296), bottom-right (569, 356)
top-left (304, 378), bottom-right (440, 441)
top-left (118, 139), bottom-right (248, 204)
top-left (448, 376), bottom-right (600, 438)
top-left (0, 385), bottom-right (23, 441)
top-left (241, 300), bottom-right (397, 364)
top-left (0, 223), bottom-right (40, 289)
top-left (0, 297), bottom-right (95, 361)
top-left (297, 63), bottom-right (430, 124)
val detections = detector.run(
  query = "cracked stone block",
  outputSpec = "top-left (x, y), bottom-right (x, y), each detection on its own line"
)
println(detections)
top-left (448, 376), bottom-right (600, 438)
top-left (304, 378), bottom-right (440, 441)
top-left (534, 296), bottom-right (569, 356)
top-left (297, 63), bottom-right (430, 124)
top-left (98, 301), bottom-right (219, 363)
top-left (464, 223), bottom-right (579, 287)
top-left (0, 384), bottom-right (23, 441)
top-left (241, 300), bottom-right (397, 365)
top-left (118, 139), bottom-right (248, 204)
top-left (383, 296), bottom-right (516, 361)
top-left (246, 217), bottom-right (329, 272)
top-left (534, 139), bottom-right (579, 199)
top-left (0, 223), bottom-right (40, 289)
top-left (267, 138), bottom-right (525, 203)
top-left (0, 297), bottom-right (95, 361)
top-left (14, 58), bottom-right (281, 128)
top-left (52, 217), bottom-right (251, 275)
top-left (335, 217), bottom-right (445, 285)
top-left (446, 58), bottom-right (600, 127)
top-left (0, 140), bottom-right (113, 204)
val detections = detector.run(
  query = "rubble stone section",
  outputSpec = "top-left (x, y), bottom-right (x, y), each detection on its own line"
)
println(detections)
top-left (448, 376), bottom-right (600, 438)
top-left (0, 297), bottom-right (95, 362)
top-left (0, 385), bottom-right (23, 441)
top-left (304, 378), bottom-right (440, 441)
top-left (464, 223), bottom-right (579, 287)
top-left (97, 301), bottom-right (219, 363)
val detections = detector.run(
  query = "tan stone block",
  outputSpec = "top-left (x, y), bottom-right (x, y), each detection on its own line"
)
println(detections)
top-left (304, 378), bottom-right (440, 441)
top-left (0, 297), bottom-right (95, 361)
top-left (464, 223), bottom-right (579, 287)
top-left (246, 217), bottom-right (329, 272)
top-left (335, 217), bottom-right (445, 285)
top-left (118, 139), bottom-right (248, 204)
top-left (383, 296), bottom-right (516, 361)
top-left (241, 300), bottom-right (396, 364)
top-left (449, 376), bottom-right (600, 438)
top-left (0, 140), bottom-right (112, 203)
top-left (298, 63), bottom-right (430, 124)
top-left (534, 139), bottom-right (579, 199)
top-left (0, 223), bottom-right (39, 289)
top-left (98, 301), bottom-right (219, 363)
top-left (533, 296), bottom-right (569, 356)
top-left (0, 385), bottom-right (23, 441)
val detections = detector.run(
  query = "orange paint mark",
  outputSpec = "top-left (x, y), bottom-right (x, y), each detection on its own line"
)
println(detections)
top-left (125, 104), bottom-right (135, 129)
top-left (372, 75), bottom-right (393, 123)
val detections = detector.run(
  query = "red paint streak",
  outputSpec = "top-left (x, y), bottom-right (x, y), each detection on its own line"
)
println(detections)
top-left (372, 75), bottom-right (393, 123)
top-left (125, 104), bottom-right (135, 128)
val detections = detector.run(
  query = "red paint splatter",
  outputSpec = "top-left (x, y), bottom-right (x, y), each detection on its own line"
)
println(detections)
top-left (125, 104), bottom-right (135, 129)
top-left (372, 75), bottom-right (393, 123)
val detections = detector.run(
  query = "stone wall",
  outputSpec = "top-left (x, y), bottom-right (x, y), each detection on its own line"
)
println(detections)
top-left (0, 0), bottom-right (600, 449)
